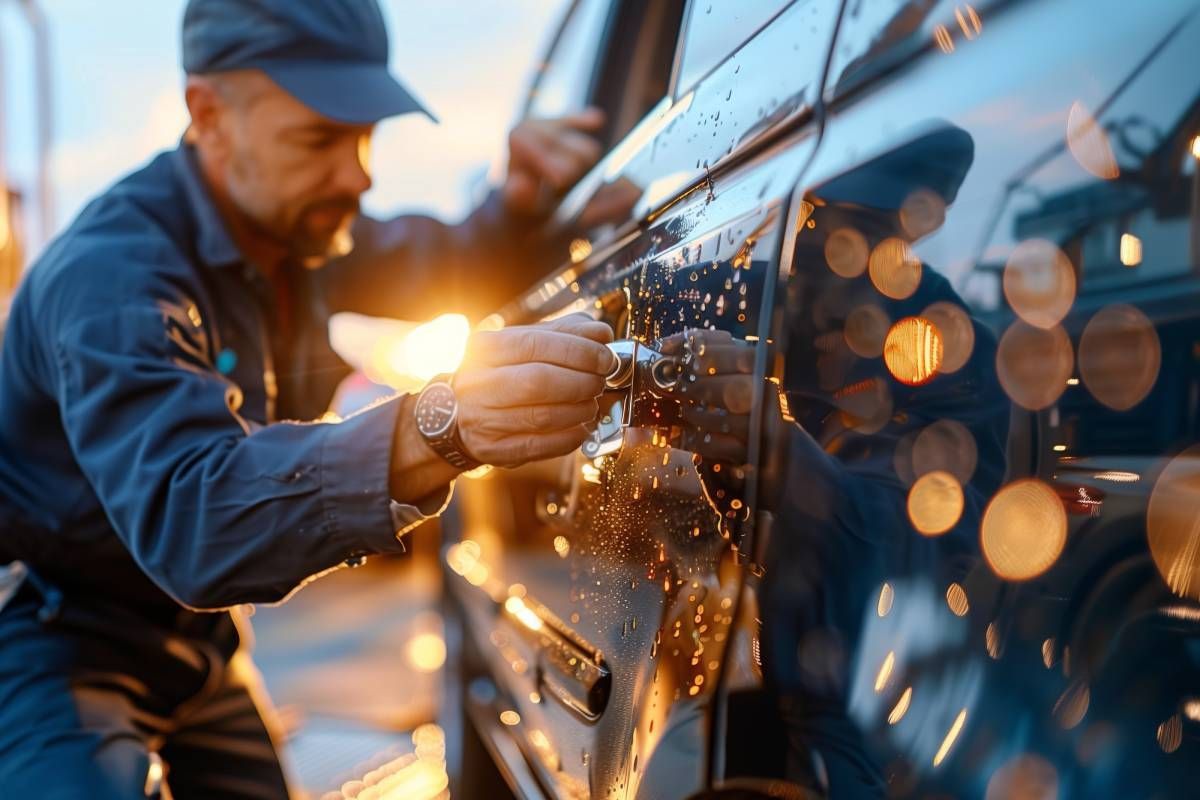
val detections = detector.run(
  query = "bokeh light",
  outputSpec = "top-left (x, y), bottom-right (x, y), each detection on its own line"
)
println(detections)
top-left (946, 583), bottom-right (969, 617)
top-left (921, 301), bottom-right (975, 373)
top-left (1147, 445), bottom-right (1200, 601)
top-left (1078, 304), bottom-right (1160, 411)
top-left (1119, 232), bottom-right (1142, 267)
top-left (899, 188), bottom-right (946, 240)
top-left (913, 419), bottom-right (978, 483)
top-left (825, 226), bottom-right (870, 278)
top-left (869, 237), bottom-right (922, 300)
top-left (1158, 713), bottom-right (1183, 753)
top-left (908, 470), bottom-right (965, 536)
top-left (406, 631), bottom-right (447, 673)
top-left (836, 377), bottom-right (894, 434)
top-left (981, 479), bottom-right (1068, 581)
top-left (877, 582), bottom-right (895, 617)
top-left (996, 321), bottom-right (1074, 410)
top-left (884, 316), bottom-right (943, 386)
top-left (985, 753), bottom-right (1058, 800)
top-left (933, 709), bottom-right (968, 767)
top-left (1053, 680), bottom-right (1090, 729)
top-left (1003, 239), bottom-right (1076, 329)
top-left (888, 687), bottom-right (913, 725)
top-left (845, 304), bottom-right (890, 358)
top-left (1067, 100), bottom-right (1119, 180)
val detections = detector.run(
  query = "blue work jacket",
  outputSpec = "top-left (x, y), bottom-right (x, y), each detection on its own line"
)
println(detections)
top-left (0, 142), bottom-right (545, 611)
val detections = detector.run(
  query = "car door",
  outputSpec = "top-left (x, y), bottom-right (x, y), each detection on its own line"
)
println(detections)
top-left (773, 0), bottom-right (1200, 796)
top-left (443, 2), bottom-right (843, 798)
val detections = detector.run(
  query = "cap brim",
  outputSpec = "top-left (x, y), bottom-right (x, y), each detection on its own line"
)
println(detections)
top-left (261, 60), bottom-right (438, 125)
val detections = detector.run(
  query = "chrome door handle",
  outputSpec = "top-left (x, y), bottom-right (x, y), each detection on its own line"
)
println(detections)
top-left (603, 339), bottom-right (681, 392)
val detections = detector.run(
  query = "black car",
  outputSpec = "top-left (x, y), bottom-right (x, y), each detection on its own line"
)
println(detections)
top-left (440, 1), bottom-right (1200, 797)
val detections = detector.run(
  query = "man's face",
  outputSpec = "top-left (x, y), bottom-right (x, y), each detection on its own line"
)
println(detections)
top-left (209, 73), bottom-right (375, 264)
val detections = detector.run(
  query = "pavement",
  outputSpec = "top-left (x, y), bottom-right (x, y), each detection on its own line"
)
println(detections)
top-left (248, 554), bottom-right (446, 798)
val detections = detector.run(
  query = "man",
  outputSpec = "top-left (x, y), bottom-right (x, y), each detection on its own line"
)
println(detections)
top-left (0, 0), bottom-right (615, 796)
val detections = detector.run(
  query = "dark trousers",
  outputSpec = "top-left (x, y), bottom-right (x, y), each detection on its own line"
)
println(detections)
top-left (0, 579), bottom-right (292, 799)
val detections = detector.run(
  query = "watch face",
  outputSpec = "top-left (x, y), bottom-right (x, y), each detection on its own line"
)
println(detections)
top-left (416, 382), bottom-right (458, 437)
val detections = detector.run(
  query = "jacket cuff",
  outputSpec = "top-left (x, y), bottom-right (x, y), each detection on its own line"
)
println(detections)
top-left (318, 394), bottom-right (408, 557)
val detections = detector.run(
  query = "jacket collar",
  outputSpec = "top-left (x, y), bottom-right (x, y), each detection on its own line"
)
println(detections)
top-left (169, 140), bottom-right (243, 269)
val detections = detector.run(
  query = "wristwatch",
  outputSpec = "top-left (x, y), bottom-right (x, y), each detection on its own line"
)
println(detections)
top-left (413, 373), bottom-right (481, 470)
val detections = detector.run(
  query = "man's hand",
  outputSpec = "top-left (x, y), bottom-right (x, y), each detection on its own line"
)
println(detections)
top-left (503, 109), bottom-right (606, 217)
top-left (454, 313), bottom-right (615, 465)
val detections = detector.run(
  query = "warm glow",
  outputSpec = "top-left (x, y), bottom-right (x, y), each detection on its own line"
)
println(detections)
top-left (1079, 304), bottom-right (1160, 411)
top-left (933, 23), bottom-right (955, 53)
top-left (981, 479), bottom-right (1068, 581)
top-left (946, 583), bottom-right (969, 616)
top-left (825, 227), bottom-right (869, 278)
top-left (1147, 445), bottom-right (1200, 600)
top-left (504, 595), bottom-right (544, 632)
top-left (406, 632), bottom-right (447, 673)
top-left (913, 419), bottom-right (978, 483)
top-left (884, 316), bottom-right (943, 386)
top-left (1119, 232), bottom-right (1142, 266)
top-left (985, 754), bottom-right (1058, 800)
top-left (1067, 100), bottom-right (1119, 179)
top-left (869, 238), bottom-right (922, 300)
top-left (1191, 134), bottom-right (1200, 160)
top-left (921, 301), bottom-right (974, 374)
top-left (874, 650), bottom-right (896, 693)
top-left (1159, 714), bottom-right (1184, 753)
top-left (845, 304), bottom-right (890, 358)
top-left (0, 188), bottom-right (10, 252)
top-left (908, 470), bottom-right (964, 535)
top-left (399, 313), bottom-right (470, 382)
top-left (1053, 681), bottom-right (1090, 729)
top-left (888, 687), bottom-right (913, 725)
top-left (1003, 239), bottom-right (1076, 329)
top-left (996, 321), bottom-right (1074, 410)
top-left (553, 535), bottom-right (571, 558)
top-left (933, 709), bottom-right (968, 767)
top-left (877, 582), bottom-right (894, 617)
top-left (569, 238), bottom-right (593, 264)
top-left (500, 710), bottom-right (521, 726)
top-left (899, 188), bottom-right (946, 239)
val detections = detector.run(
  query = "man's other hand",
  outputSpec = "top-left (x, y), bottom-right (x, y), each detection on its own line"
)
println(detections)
top-left (454, 313), bottom-right (615, 467)
top-left (503, 109), bottom-right (605, 217)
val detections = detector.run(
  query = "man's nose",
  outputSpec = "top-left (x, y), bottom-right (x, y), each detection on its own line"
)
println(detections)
top-left (333, 136), bottom-right (373, 197)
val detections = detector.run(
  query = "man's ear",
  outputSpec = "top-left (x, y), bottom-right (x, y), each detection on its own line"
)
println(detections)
top-left (184, 76), bottom-right (229, 158)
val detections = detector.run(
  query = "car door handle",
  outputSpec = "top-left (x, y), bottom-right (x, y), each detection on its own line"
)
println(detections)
top-left (603, 339), bottom-right (681, 392)
top-left (585, 340), bottom-right (682, 459)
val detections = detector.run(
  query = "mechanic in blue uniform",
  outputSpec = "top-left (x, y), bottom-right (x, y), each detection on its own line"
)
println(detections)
top-left (0, 0), bottom-right (618, 796)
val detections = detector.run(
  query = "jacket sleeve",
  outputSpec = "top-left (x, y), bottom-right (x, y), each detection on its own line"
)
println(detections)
top-left (319, 190), bottom-right (565, 321)
top-left (51, 289), bottom-right (410, 609)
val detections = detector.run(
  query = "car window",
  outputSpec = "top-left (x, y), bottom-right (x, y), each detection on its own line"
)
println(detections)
top-left (675, 0), bottom-right (796, 95)
top-left (827, 0), bottom-right (995, 98)
top-left (783, 1), bottom-right (1200, 794)
top-left (526, 0), bottom-right (618, 119)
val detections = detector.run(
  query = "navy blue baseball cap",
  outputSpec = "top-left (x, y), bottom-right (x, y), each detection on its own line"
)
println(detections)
top-left (182, 0), bottom-right (437, 125)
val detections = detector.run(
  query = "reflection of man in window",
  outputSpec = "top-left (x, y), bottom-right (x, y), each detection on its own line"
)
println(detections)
top-left (759, 126), bottom-right (1010, 796)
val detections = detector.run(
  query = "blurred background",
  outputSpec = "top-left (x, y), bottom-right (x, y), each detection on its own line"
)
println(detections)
top-left (0, 2), bottom-right (569, 796)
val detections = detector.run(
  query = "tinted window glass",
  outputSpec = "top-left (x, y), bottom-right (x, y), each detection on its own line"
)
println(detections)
top-left (527, 0), bottom-right (616, 118)
top-left (676, 0), bottom-right (795, 94)
top-left (827, 0), bottom-right (994, 97)
top-left (771, 1), bottom-right (1200, 796)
